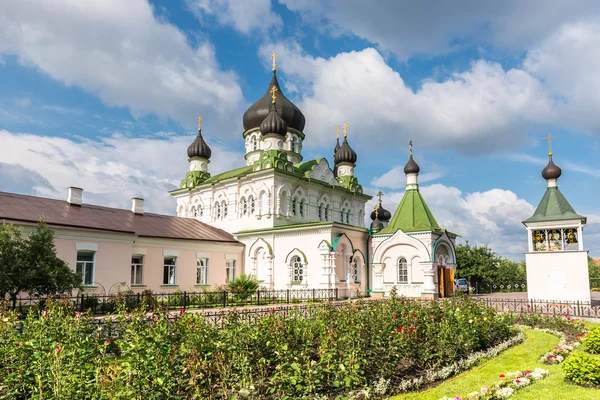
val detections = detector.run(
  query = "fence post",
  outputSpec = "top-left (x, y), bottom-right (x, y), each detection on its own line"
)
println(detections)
top-left (80, 293), bottom-right (85, 312)
top-left (335, 288), bottom-right (339, 301)
top-left (286, 289), bottom-right (290, 304)
top-left (137, 293), bottom-right (141, 308)
top-left (257, 290), bottom-right (260, 306)
top-left (577, 300), bottom-right (581, 317)
top-left (223, 291), bottom-right (227, 308)
top-left (312, 288), bottom-right (316, 302)
top-left (183, 291), bottom-right (187, 308)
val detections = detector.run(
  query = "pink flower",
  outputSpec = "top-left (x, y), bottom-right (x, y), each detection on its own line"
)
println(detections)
top-left (18, 342), bottom-right (23, 347)
top-left (42, 310), bottom-right (48, 317)
top-left (394, 314), bottom-right (398, 319)
top-left (398, 326), bottom-right (404, 333)
top-left (105, 339), bottom-right (111, 344)
top-left (55, 347), bottom-right (61, 355)
top-left (515, 379), bottom-right (521, 384)
top-left (180, 307), bottom-right (186, 314)
top-left (75, 312), bottom-right (82, 317)
top-left (339, 350), bottom-right (343, 355)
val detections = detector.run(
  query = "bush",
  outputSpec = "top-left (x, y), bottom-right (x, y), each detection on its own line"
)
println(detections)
top-left (563, 353), bottom-right (600, 385)
top-left (228, 273), bottom-right (260, 301)
top-left (0, 297), bottom-right (518, 399)
top-left (585, 327), bottom-right (600, 354)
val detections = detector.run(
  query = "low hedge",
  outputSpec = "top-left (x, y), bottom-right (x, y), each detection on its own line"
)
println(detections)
top-left (0, 296), bottom-right (517, 399)
top-left (585, 327), bottom-right (600, 354)
top-left (563, 353), bottom-right (600, 386)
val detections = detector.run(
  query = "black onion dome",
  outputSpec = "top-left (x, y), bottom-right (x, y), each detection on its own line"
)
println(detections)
top-left (404, 155), bottom-right (420, 174)
top-left (243, 72), bottom-right (306, 132)
top-left (187, 129), bottom-right (212, 159)
top-left (370, 205), bottom-right (391, 222)
top-left (334, 137), bottom-right (357, 165)
top-left (260, 101), bottom-right (288, 136)
top-left (542, 156), bottom-right (562, 180)
top-left (371, 218), bottom-right (384, 231)
top-left (334, 136), bottom-right (341, 154)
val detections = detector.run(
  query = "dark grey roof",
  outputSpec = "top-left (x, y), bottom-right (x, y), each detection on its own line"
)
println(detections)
top-left (260, 101), bottom-right (288, 136)
top-left (334, 137), bottom-right (357, 165)
top-left (542, 156), bottom-right (562, 180)
top-left (404, 155), bottom-right (420, 174)
top-left (334, 136), bottom-right (341, 154)
top-left (370, 218), bottom-right (384, 231)
top-left (243, 72), bottom-right (306, 132)
top-left (370, 205), bottom-right (391, 222)
top-left (187, 128), bottom-right (212, 159)
top-left (0, 192), bottom-right (239, 243)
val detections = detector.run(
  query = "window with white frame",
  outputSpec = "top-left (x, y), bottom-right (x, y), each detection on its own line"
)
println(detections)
top-left (226, 259), bottom-right (236, 283)
top-left (214, 202), bottom-right (221, 220)
top-left (292, 198), bottom-right (297, 216)
top-left (340, 210), bottom-right (344, 222)
top-left (199, 205), bottom-right (203, 216)
top-left (291, 140), bottom-right (296, 152)
top-left (131, 255), bottom-right (143, 285)
top-left (241, 197), bottom-right (248, 215)
top-left (346, 211), bottom-right (350, 225)
top-left (252, 136), bottom-right (258, 151)
top-left (76, 252), bottom-right (95, 286)
top-left (249, 196), bottom-right (256, 214)
top-left (163, 257), bottom-right (176, 285)
top-left (196, 258), bottom-right (209, 285)
top-left (222, 200), bottom-right (228, 219)
top-left (397, 257), bottom-right (408, 283)
top-left (291, 256), bottom-right (304, 283)
top-left (300, 199), bottom-right (305, 217)
top-left (318, 204), bottom-right (323, 221)
top-left (190, 205), bottom-right (197, 217)
top-left (350, 259), bottom-right (360, 282)
top-left (325, 205), bottom-right (330, 221)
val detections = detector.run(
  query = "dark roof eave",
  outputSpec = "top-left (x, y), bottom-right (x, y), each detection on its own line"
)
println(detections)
top-left (136, 235), bottom-right (242, 244)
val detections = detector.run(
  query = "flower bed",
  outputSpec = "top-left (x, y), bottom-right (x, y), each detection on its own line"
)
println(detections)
top-left (438, 368), bottom-right (550, 400)
top-left (0, 296), bottom-right (518, 399)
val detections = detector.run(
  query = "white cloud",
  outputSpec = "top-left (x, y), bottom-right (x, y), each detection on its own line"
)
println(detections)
top-left (508, 153), bottom-right (600, 178)
top-left (371, 164), bottom-right (446, 189)
top-left (186, 0), bottom-right (282, 34)
top-left (281, 0), bottom-right (600, 60)
top-left (261, 44), bottom-right (552, 154)
top-left (13, 97), bottom-right (31, 108)
top-left (0, 130), bottom-right (244, 214)
top-left (0, 0), bottom-right (244, 133)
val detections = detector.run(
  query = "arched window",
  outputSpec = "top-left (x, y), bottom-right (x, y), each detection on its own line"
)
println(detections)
top-left (291, 256), bottom-right (304, 283)
top-left (249, 196), bottom-right (256, 214)
top-left (318, 204), bottom-right (323, 221)
top-left (291, 141), bottom-right (295, 152)
top-left (190, 205), bottom-right (197, 218)
top-left (346, 211), bottom-right (350, 225)
top-left (300, 199), bottom-right (305, 217)
top-left (351, 259), bottom-right (359, 282)
top-left (340, 210), bottom-right (344, 222)
top-left (325, 205), bottom-right (330, 221)
top-left (292, 198), bottom-right (297, 216)
top-left (241, 197), bottom-right (248, 215)
top-left (252, 136), bottom-right (258, 151)
top-left (397, 257), bottom-right (408, 283)
top-left (199, 205), bottom-right (203, 216)
top-left (221, 200), bottom-right (228, 219)
top-left (214, 202), bottom-right (221, 220)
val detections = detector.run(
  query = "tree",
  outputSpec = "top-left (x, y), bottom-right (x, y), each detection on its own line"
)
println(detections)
top-left (589, 256), bottom-right (600, 288)
top-left (0, 218), bottom-right (82, 307)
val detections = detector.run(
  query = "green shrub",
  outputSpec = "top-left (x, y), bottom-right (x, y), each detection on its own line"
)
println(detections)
top-left (228, 273), bottom-right (260, 301)
top-left (585, 327), bottom-right (600, 354)
top-left (563, 353), bottom-right (600, 385)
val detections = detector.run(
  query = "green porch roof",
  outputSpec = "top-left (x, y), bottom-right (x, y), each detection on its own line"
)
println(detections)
top-left (294, 159), bottom-right (322, 176)
top-left (202, 165), bottom-right (254, 184)
top-left (523, 187), bottom-right (586, 224)
top-left (379, 189), bottom-right (441, 234)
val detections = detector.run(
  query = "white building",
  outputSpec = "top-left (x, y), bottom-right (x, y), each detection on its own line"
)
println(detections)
top-left (523, 146), bottom-right (590, 303)
top-left (170, 58), bottom-right (458, 298)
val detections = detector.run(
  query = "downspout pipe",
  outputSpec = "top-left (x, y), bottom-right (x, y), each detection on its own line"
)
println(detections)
top-left (366, 227), bottom-right (371, 297)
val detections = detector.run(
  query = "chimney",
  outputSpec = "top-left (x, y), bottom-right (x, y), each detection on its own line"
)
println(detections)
top-left (131, 198), bottom-right (144, 215)
top-left (67, 187), bottom-right (83, 206)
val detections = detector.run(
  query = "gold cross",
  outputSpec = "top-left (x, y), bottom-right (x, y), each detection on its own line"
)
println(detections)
top-left (377, 191), bottom-right (383, 205)
top-left (543, 132), bottom-right (556, 156)
top-left (342, 122), bottom-right (348, 137)
top-left (409, 140), bottom-right (413, 156)
top-left (270, 51), bottom-right (278, 72)
top-left (336, 126), bottom-right (340, 139)
top-left (197, 116), bottom-right (203, 130)
top-left (374, 203), bottom-right (379, 219)
top-left (270, 85), bottom-right (278, 104)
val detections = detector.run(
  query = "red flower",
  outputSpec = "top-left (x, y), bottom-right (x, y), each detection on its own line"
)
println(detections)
top-left (394, 314), bottom-right (398, 319)
top-left (105, 339), bottom-right (111, 344)
top-left (409, 327), bottom-right (415, 333)
top-left (515, 379), bottom-right (521, 384)
top-left (180, 307), bottom-right (186, 314)
top-left (42, 310), bottom-right (48, 317)
top-left (398, 326), bottom-right (404, 333)
top-left (411, 313), bottom-right (417, 318)
top-left (270, 308), bottom-right (275, 313)
top-left (499, 374), bottom-right (505, 378)
top-left (55, 347), bottom-right (61, 355)
top-left (339, 350), bottom-right (343, 355)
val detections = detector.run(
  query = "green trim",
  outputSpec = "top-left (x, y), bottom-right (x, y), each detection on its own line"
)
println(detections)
top-left (318, 239), bottom-right (332, 251)
top-left (352, 248), bottom-right (366, 261)
top-left (331, 233), bottom-right (354, 253)
top-left (411, 282), bottom-right (424, 284)
top-left (237, 221), bottom-right (335, 235)
top-left (379, 188), bottom-right (441, 234)
top-left (285, 248), bottom-right (308, 263)
top-left (203, 165), bottom-right (254, 184)
top-left (523, 187), bottom-right (586, 224)
top-left (295, 158), bottom-right (323, 177)
top-left (383, 282), bottom-right (395, 284)
top-left (248, 238), bottom-right (273, 256)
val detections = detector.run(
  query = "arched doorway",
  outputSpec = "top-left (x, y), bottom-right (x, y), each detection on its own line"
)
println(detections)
top-left (435, 244), bottom-right (454, 297)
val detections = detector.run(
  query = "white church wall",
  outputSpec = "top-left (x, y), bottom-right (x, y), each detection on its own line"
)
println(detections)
top-left (525, 251), bottom-right (590, 303)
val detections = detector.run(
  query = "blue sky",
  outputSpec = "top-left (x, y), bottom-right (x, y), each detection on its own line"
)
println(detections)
top-left (1, 0), bottom-right (599, 259)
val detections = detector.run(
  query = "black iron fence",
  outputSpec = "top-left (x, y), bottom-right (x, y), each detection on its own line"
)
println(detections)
top-left (475, 297), bottom-right (600, 318)
top-left (470, 281), bottom-right (528, 294)
top-left (10, 288), bottom-right (340, 316)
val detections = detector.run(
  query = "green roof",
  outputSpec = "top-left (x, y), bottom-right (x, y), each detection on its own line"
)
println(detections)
top-left (202, 165), bottom-right (254, 184)
top-left (294, 159), bottom-right (322, 177)
top-left (523, 187), bottom-right (586, 224)
top-left (379, 189), bottom-right (441, 234)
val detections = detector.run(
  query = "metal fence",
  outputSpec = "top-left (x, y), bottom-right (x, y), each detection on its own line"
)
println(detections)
top-left (475, 297), bottom-right (600, 318)
top-left (471, 281), bottom-right (528, 294)
top-left (10, 288), bottom-right (341, 316)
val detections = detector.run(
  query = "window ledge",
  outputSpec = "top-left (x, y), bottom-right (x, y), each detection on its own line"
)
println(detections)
top-left (83, 285), bottom-right (97, 289)
top-left (194, 284), bottom-right (210, 287)
top-left (131, 284), bottom-right (146, 288)
top-left (160, 284), bottom-right (179, 288)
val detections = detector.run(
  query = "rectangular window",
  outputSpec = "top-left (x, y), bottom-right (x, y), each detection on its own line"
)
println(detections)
top-left (163, 257), bottom-right (176, 285)
top-left (226, 259), bottom-right (236, 283)
top-left (196, 258), bottom-right (209, 285)
top-left (76, 252), bottom-right (95, 286)
top-left (131, 255), bottom-right (144, 285)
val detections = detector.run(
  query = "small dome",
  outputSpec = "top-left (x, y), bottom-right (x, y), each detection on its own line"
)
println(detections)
top-left (404, 155), bottom-right (420, 174)
top-left (542, 156), bottom-right (562, 180)
top-left (334, 137), bottom-right (357, 165)
top-left (370, 218), bottom-right (384, 231)
top-left (260, 101), bottom-right (288, 137)
top-left (334, 136), bottom-right (341, 154)
top-left (370, 205), bottom-right (391, 222)
top-left (243, 72), bottom-right (305, 132)
top-left (187, 128), bottom-right (212, 159)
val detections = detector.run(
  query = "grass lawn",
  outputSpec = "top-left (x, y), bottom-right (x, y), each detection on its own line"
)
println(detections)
top-left (390, 322), bottom-right (600, 400)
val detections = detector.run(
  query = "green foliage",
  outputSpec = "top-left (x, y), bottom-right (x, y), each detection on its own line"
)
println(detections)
top-left (585, 327), bottom-right (600, 354)
top-left (0, 219), bottom-right (81, 306)
top-left (0, 297), bottom-right (517, 399)
top-left (455, 243), bottom-right (526, 291)
top-left (228, 273), bottom-right (260, 300)
top-left (563, 353), bottom-right (600, 385)
top-left (508, 309), bottom-right (586, 339)
top-left (588, 256), bottom-right (600, 287)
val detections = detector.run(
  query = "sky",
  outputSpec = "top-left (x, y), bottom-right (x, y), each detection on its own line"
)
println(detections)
top-left (1, 0), bottom-right (599, 260)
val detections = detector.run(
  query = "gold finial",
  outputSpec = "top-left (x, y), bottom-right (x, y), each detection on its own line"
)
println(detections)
top-left (377, 191), bottom-right (383, 205)
top-left (409, 140), bottom-right (413, 157)
top-left (197, 115), bottom-right (203, 130)
top-left (374, 203), bottom-right (380, 219)
top-left (270, 51), bottom-right (278, 72)
top-left (543, 132), bottom-right (556, 157)
top-left (342, 122), bottom-right (348, 138)
top-left (270, 85), bottom-right (278, 104)
top-left (336, 126), bottom-right (340, 139)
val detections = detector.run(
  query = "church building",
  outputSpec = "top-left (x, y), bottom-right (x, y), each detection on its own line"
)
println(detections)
top-left (170, 54), bottom-right (458, 299)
